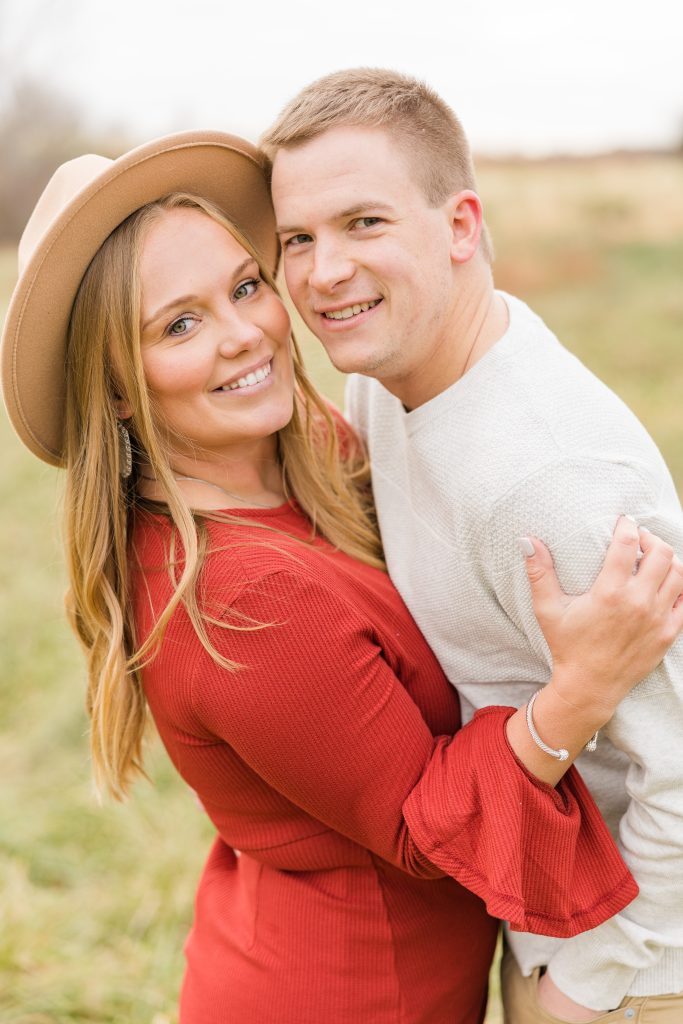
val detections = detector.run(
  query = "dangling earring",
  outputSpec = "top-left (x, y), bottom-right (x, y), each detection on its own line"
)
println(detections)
top-left (116, 420), bottom-right (133, 478)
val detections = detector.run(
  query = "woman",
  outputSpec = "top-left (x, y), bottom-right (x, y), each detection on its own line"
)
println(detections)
top-left (2, 131), bottom-right (681, 1024)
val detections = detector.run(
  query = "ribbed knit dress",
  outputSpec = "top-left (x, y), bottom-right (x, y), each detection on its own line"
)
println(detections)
top-left (131, 501), bottom-right (637, 1024)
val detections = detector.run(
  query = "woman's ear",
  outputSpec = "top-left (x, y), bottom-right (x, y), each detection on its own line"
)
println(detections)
top-left (113, 397), bottom-right (133, 421)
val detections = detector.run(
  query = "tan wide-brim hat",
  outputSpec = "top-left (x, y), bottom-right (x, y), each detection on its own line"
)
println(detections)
top-left (0, 130), bottom-right (278, 467)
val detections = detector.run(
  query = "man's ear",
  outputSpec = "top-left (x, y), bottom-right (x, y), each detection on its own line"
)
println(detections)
top-left (445, 189), bottom-right (483, 264)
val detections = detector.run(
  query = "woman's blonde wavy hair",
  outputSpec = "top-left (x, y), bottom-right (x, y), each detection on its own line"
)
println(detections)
top-left (64, 192), bottom-right (384, 801)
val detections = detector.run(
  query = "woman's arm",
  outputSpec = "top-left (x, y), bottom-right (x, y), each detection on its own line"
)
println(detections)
top-left (185, 518), bottom-right (681, 935)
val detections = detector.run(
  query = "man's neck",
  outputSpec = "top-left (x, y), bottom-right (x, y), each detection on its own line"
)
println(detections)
top-left (382, 284), bottom-right (509, 412)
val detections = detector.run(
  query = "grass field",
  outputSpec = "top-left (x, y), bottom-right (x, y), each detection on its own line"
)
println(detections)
top-left (0, 152), bottom-right (681, 1023)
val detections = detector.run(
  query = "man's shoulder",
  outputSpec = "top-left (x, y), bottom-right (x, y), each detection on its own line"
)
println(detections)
top-left (344, 372), bottom-right (401, 437)
top-left (345, 371), bottom-right (390, 406)
top-left (473, 299), bottom-right (671, 482)
top-left (347, 295), bottom-right (671, 491)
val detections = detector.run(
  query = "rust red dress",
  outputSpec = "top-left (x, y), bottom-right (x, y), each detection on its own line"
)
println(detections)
top-left (131, 502), bottom-right (636, 1024)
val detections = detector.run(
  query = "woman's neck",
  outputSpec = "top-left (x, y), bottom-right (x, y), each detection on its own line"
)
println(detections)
top-left (138, 446), bottom-right (286, 511)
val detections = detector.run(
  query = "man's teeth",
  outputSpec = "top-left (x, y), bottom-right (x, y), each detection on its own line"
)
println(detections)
top-left (324, 299), bottom-right (380, 321)
top-left (221, 361), bottom-right (272, 391)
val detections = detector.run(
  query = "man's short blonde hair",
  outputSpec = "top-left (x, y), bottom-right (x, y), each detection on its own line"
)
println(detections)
top-left (262, 67), bottom-right (492, 262)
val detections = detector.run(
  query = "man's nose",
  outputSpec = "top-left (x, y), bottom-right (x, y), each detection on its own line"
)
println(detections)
top-left (308, 238), bottom-right (355, 294)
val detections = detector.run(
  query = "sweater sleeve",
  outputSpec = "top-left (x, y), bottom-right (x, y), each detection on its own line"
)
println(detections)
top-left (191, 567), bottom-right (637, 937)
top-left (484, 456), bottom-right (683, 1007)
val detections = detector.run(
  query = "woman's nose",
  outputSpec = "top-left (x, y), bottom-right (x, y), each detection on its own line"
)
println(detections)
top-left (217, 313), bottom-right (264, 356)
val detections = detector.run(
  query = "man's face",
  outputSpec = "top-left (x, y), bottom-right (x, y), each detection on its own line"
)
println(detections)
top-left (271, 126), bottom-right (461, 406)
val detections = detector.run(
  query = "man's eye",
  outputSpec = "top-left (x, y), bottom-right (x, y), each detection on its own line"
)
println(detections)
top-left (233, 278), bottom-right (260, 301)
top-left (283, 234), bottom-right (312, 248)
top-left (167, 316), bottom-right (195, 336)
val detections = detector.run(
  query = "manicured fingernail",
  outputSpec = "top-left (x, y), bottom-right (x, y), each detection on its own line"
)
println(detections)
top-left (518, 537), bottom-right (535, 558)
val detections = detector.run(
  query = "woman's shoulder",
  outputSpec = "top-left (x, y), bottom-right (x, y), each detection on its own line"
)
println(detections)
top-left (130, 502), bottom-right (334, 602)
top-left (203, 520), bottom-right (322, 597)
top-left (128, 509), bottom-right (342, 676)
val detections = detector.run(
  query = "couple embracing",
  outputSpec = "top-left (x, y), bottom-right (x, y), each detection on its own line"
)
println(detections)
top-left (3, 69), bottom-right (683, 1023)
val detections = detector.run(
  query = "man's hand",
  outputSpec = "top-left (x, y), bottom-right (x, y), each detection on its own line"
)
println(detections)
top-left (537, 970), bottom-right (607, 1021)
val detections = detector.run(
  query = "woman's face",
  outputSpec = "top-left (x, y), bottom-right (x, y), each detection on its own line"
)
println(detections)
top-left (138, 207), bottom-right (294, 463)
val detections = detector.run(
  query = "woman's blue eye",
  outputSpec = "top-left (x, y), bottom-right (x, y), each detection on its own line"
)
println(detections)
top-left (234, 278), bottom-right (260, 301)
top-left (168, 316), bottom-right (195, 336)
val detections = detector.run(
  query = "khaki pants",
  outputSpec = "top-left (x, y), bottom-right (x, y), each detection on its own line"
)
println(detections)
top-left (501, 944), bottom-right (683, 1023)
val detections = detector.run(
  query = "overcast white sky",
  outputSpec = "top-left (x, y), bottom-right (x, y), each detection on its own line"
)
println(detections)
top-left (2, 0), bottom-right (682, 155)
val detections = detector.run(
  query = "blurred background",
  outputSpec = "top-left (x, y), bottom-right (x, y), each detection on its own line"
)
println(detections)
top-left (1, 0), bottom-right (682, 1020)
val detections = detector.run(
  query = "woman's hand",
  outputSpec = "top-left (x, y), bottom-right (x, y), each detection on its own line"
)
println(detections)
top-left (506, 515), bottom-right (683, 785)
top-left (525, 515), bottom-right (683, 720)
top-left (537, 970), bottom-right (604, 1021)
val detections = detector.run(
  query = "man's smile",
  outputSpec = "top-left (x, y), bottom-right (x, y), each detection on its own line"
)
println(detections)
top-left (320, 298), bottom-right (382, 321)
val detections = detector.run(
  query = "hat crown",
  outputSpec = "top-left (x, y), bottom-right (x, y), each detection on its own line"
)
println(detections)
top-left (18, 154), bottom-right (114, 274)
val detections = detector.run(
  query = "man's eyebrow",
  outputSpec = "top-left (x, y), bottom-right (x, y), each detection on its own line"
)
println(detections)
top-left (337, 201), bottom-right (395, 219)
top-left (276, 201), bottom-right (395, 235)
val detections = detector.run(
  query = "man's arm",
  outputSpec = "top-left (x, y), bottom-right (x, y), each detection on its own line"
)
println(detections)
top-left (485, 455), bottom-right (683, 1010)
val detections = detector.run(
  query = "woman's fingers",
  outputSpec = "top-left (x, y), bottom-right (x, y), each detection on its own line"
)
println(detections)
top-left (657, 555), bottom-right (683, 614)
top-left (636, 527), bottom-right (676, 591)
top-left (594, 515), bottom-right (642, 587)
top-left (519, 536), bottom-right (567, 624)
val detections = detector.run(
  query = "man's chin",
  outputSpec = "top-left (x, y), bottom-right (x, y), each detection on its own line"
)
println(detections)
top-left (313, 338), bottom-right (390, 379)
top-left (328, 354), bottom-right (389, 379)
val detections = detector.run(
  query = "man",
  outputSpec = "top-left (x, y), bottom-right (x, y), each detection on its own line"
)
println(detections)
top-left (262, 69), bottom-right (683, 1021)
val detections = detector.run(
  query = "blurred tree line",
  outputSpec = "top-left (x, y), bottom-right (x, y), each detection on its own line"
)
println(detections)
top-left (0, 77), bottom-right (134, 243)
top-left (0, 0), bottom-right (133, 244)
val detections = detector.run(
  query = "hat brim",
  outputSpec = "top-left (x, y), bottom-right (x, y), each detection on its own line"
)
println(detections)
top-left (1, 130), bottom-right (278, 466)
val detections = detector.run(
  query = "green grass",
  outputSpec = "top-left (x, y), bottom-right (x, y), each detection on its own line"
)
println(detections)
top-left (1, 153), bottom-right (682, 1022)
top-left (0, 434), bottom-right (208, 1023)
top-left (0, 250), bottom-right (208, 1023)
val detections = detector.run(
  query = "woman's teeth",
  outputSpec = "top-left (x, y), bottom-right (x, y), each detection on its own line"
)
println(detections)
top-left (221, 361), bottom-right (272, 391)
top-left (324, 299), bottom-right (380, 321)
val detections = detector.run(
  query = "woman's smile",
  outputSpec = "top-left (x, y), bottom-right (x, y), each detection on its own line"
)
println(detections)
top-left (212, 356), bottom-right (273, 393)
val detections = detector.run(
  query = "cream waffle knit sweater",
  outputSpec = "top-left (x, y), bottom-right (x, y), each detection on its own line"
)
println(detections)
top-left (346, 291), bottom-right (683, 1010)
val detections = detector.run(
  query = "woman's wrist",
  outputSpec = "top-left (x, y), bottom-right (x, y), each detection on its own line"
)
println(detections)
top-left (546, 667), bottom-right (618, 731)
top-left (505, 677), bottom-right (611, 787)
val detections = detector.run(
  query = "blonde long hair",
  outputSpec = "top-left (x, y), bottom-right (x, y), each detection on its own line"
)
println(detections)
top-left (64, 192), bottom-right (384, 800)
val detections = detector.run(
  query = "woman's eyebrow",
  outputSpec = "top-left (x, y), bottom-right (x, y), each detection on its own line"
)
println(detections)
top-left (141, 258), bottom-right (257, 330)
top-left (142, 295), bottom-right (199, 332)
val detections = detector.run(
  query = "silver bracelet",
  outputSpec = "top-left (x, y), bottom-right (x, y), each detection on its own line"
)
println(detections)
top-left (526, 690), bottom-right (599, 761)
